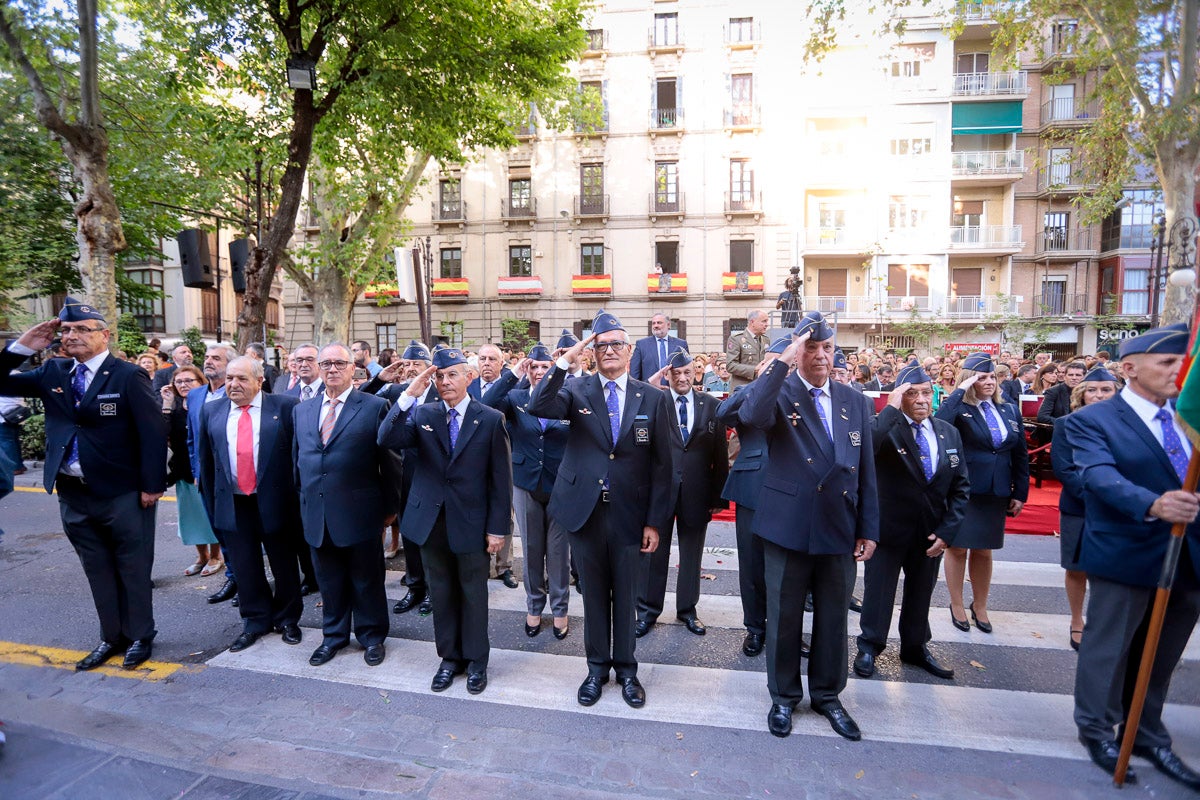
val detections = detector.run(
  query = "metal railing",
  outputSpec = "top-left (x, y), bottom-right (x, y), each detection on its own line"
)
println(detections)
top-left (951, 70), bottom-right (1028, 96)
top-left (948, 225), bottom-right (1023, 247)
top-left (724, 21), bottom-right (761, 45)
top-left (947, 295), bottom-right (1019, 316)
top-left (951, 150), bottom-right (1025, 175)
top-left (724, 105), bottom-right (761, 127)
top-left (574, 195), bottom-right (609, 217)
top-left (725, 191), bottom-right (761, 214)
top-left (648, 27), bottom-right (683, 49)
top-left (884, 296), bottom-right (933, 312)
top-left (500, 197), bottom-right (537, 219)
top-left (1032, 291), bottom-right (1090, 317)
top-left (803, 227), bottom-right (872, 247)
top-left (649, 192), bottom-right (685, 215)
top-left (649, 107), bottom-right (684, 129)
top-left (432, 200), bottom-right (467, 222)
top-left (1041, 97), bottom-right (1096, 125)
top-left (1036, 226), bottom-right (1094, 254)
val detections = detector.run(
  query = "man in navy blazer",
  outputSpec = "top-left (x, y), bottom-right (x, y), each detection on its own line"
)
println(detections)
top-left (278, 343), bottom-right (322, 400)
top-left (529, 310), bottom-right (676, 710)
top-left (740, 311), bottom-right (878, 741)
top-left (480, 343), bottom-right (573, 639)
top-left (854, 363), bottom-right (969, 682)
top-left (636, 348), bottom-right (728, 637)
top-left (468, 343), bottom-right (518, 586)
top-left (378, 347), bottom-right (512, 694)
top-left (629, 312), bottom-right (688, 384)
top-left (293, 344), bottom-right (391, 668)
top-left (0, 301), bottom-right (166, 670)
top-left (1066, 324), bottom-right (1200, 788)
top-left (199, 357), bottom-right (303, 652)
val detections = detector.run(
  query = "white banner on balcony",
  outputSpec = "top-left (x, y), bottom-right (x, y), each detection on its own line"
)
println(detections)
top-left (394, 247), bottom-right (418, 304)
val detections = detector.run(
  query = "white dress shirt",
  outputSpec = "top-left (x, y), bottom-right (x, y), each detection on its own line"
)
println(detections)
top-left (318, 386), bottom-right (354, 434)
top-left (298, 378), bottom-right (324, 401)
top-left (226, 391), bottom-right (263, 490)
top-left (904, 412), bottom-right (940, 466)
top-left (1122, 384), bottom-right (1192, 459)
top-left (62, 350), bottom-right (111, 477)
top-left (671, 388), bottom-right (694, 437)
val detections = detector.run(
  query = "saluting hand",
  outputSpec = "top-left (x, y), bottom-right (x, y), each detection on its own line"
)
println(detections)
top-left (378, 360), bottom-right (405, 383)
top-left (958, 373), bottom-right (982, 392)
top-left (777, 330), bottom-right (811, 370)
top-left (511, 357), bottom-right (532, 379)
top-left (647, 364), bottom-right (670, 389)
top-left (641, 526), bottom-right (659, 553)
top-left (17, 319), bottom-right (60, 352)
top-left (564, 332), bottom-right (596, 365)
top-left (406, 364), bottom-right (437, 398)
top-left (886, 382), bottom-right (912, 409)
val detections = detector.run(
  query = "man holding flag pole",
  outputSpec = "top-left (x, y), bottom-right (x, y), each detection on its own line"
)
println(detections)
top-left (1065, 322), bottom-right (1200, 789)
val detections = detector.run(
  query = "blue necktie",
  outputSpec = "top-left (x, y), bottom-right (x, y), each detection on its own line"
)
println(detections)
top-left (448, 407), bottom-right (459, 449)
top-left (658, 338), bottom-right (667, 370)
top-left (981, 401), bottom-right (1004, 447)
top-left (538, 416), bottom-right (548, 431)
top-left (677, 395), bottom-right (689, 443)
top-left (1156, 408), bottom-right (1190, 484)
top-left (810, 387), bottom-right (832, 441)
top-left (66, 363), bottom-right (88, 468)
top-left (912, 421), bottom-right (934, 481)
top-left (606, 380), bottom-right (620, 442)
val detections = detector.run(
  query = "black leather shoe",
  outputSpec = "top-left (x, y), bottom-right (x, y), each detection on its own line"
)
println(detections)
top-left (849, 596), bottom-right (863, 613)
top-left (618, 676), bottom-right (646, 708)
top-left (230, 595), bottom-right (240, 607)
top-left (553, 624), bottom-right (569, 640)
top-left (950, 608), bottom-right (971, 632)
top-left (207, 578), bottom-right (237, 604)
top-left (900, 650), bottom-right (954, 679)
top-left (308, 643), bottom-right (344, 666)
top-left (393, 588), bottom-right (426, 614)
top-left (812, 701), bottom-right (861, 741)
top-left (800, 640), bottom-right (811, 659)
top-left (742, 632), bottom-right (764, 657)
top-left (634, 619), bottom-right (652, 638)
top-left (279, 624), bottom-right (302, 645)
top-left (767, 704), bottom-right (792, 738)
top-left (677, 615), bottom-right (706, 636)
top-left (969, 602), bottom-right (992, 634)
top-left (577, 675), bottom-right (606, 706)
top-left (228, 631), bottom-right (260, 653)
top-left (1080, 736), bottom-right (1136, 783)
top-left (525, 620), bottom-right (542, 637)
top-left (123, 638), bottom-right (154, 669)
top-left (75, 640), bottom-right (126, 671)
top-left (1133, 745), bottom-right (1200, 790)
top-left (466, 671), bottom-right (487, 694)
top-left (364, 643), bottom-right (386, 667)
top-left (431, 667), bottom-right (460, 692)
top-left (853, 649), bottom-right (875, 678)
top-left (299, 581), bottom-right (318, 597)
top-left (500, 569), bottom-right (518, 589)
top-left (418, 596), bottom-right (433, 616)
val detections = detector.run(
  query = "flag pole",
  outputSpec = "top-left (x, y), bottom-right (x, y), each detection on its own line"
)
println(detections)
top-left (1112, 428), bottom-right (1200, 787)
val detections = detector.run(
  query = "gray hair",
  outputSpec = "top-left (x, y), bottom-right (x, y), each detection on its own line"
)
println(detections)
top-left (319, 342), bottom-right (352, 360)
top-left (293, 342), bottom-right (319, 356)
top-left (226, 356), bottom-right (264, 380)
top-left (244, 342), bottom-right (266, 359)
top-left (747, 309), bottom-right (767, 323)
top-left (207, 344), bottom-right (239, 363)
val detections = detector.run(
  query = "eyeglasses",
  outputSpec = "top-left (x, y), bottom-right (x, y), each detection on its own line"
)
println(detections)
top-left (594, 341), bottom-right (628, 352)
top-left (173, 377), bottom-right (199, 386)
top-left (59, 325), bottom-right (105, 335)
top-left (318, 360), bottom-right (352, 371)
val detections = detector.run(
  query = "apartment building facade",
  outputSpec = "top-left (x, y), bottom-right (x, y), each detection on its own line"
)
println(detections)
top-left (278, 0), bottom-right (1158, 358)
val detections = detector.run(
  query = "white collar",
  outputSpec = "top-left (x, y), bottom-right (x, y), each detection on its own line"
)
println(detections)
top-left (234, 391), bottom-right (264, 411)
top-left (323, 386), bottom-right (354, 405)
top-left (671, 388), bottom-right (693, 402)
top-left (74, 350), bottom-right (109, 376)
top-left (444, 393), bottom-right (470, 416)
top-left (903, 412), bottom-right (930, 430)
top-left (600, 372), bottom-right (629, 392)
top-left (1121, 384), bottom-right (1170, 423)
top-left (797, 374), bottom-right (830, 396)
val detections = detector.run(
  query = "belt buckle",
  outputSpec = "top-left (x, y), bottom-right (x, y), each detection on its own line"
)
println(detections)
top-left (600, 490), bottom-right (611, 503)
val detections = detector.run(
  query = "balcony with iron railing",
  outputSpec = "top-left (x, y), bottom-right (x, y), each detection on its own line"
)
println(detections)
top-left (725, 191), bottom-right (762, 218)
top-left (948, 224), bottom-right (1024, 249)
top-left (1037, 159), bottom-right (1094, 193)
top-left (649, 192), bottom-right (685, 219)
top-left (1031, 291), bottom-right (1090, 317)
top-left (500, 197), bottom-right (537, 221)
top-left (947, 294), bottom-right (1020, 317)
top-left (1040, 97), bottom-right (1097, 126)
top-left (1100, 291), bottom-right (1162, 317)
top-left (574, 109), bottom-right (610, 137)
top-left (805, 295), bottom-right (877, 316)
top-left (582, 29), bottom-right (609, 56)
top-left (649, 107), bottom-right (684, 132)
top-left (724, 21), bottom-right (761, 48)
top-left (1035, 226), bottom-right (1094, 256)
top-left (432, 200), bottom-right (467, 225)
top-left (884, 296), bottom-right (933, 312)
top-left (951, 70), bottom-right (1028, 97)
top-left (573, 194), bottom-right (610, 220)
top-left (647, 26), bottom-right (684, 54)
top-left (724, 104), bottom-right (761, 130)
top-left (802, 227), bottom-right (875, 251)
top-left (958, 0), bottom-right (1019, 22)
top-left (951, 149), bottom-right (1025, 178)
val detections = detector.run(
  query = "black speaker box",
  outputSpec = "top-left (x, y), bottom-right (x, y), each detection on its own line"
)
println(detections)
top-left (228, 238), bottom-right (251, 294)
top-left (177, 229), bottom-right (214, 288)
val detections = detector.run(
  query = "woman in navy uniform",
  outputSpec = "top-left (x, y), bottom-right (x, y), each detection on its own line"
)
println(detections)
top-left (934, 352), bottom-right (1029, 634)
top-left (1050, 366), bottom-right (1117, 651)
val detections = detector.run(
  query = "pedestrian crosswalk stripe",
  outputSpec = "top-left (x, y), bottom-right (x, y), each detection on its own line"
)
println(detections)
top-left (383, 576), bottom-right (1200, 662)
top-left (208, 631), bottom-right (1200, 763)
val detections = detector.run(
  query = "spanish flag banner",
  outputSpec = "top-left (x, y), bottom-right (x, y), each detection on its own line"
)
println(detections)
top-left (721, 272), bottom-right (764, 292)
top-left (571, 275), bottom-right (612, 295)
top-left (647, 274), bottom-right (688, 293)
top-left (431, 278), bottom-right (469, 297)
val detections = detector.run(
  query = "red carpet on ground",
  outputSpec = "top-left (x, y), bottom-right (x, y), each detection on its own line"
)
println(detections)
top-left (711, 479), bottom-right (1062, 535)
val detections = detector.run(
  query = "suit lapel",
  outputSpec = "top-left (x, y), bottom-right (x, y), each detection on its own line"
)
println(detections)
top-left (585, 375), bottom-right (613, 447)
top-left (211, 400), bottom-right (233, 475)
top-left (830, 387), bottom-right (851, 464)
top-left (79, 355), bottom-right (116, 407)
top-left (450, 401), bottom-right (482, 462)
top-left (619, 380), bottom-right (642, 444)
top-left (892, 419), bottom-right (927, 483)
top-left (428, 401), bottom-right (451, 457)
top-left (786, 376), bottom-right (833, 462)
top-left (1117, 395), bottom-right (1178, 478)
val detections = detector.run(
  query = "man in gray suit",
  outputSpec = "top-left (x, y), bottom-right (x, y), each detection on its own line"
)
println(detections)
top-left (293, 343), bottom-right (391, 667)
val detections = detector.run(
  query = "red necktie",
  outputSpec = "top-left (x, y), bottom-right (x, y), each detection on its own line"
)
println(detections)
top-left (236, 405), bottom-right (256, 494)
top-left (288, 375), bottom-right (298, 390)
